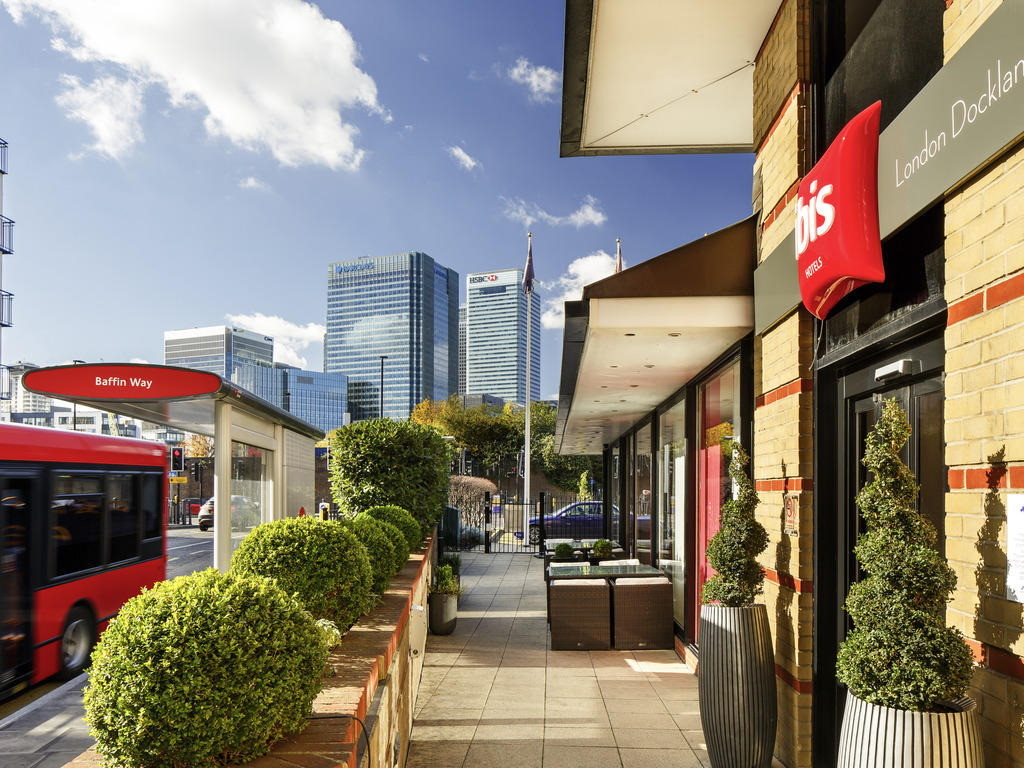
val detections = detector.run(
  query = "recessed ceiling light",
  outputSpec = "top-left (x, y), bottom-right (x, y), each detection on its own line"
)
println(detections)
top-left (668, 332), bottom-right (680, 337)
top-left (644, 364), bottom-right (655, 368)
top-left (624, 333), bottom-right (636, 337)
top-left (610, 365), bottom-right (618, 368)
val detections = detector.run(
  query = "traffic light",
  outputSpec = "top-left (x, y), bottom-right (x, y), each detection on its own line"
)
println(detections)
top-left (170, 446), bottom-right (185, 472)
top-left (191, 461), bottom-right (201, 481)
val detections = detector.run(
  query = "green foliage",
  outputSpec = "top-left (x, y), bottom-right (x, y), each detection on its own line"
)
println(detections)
top-left (431, 563), bottom-right (463, 596)
top-left (329, 418), bottom-right (452, 536)
top-left (592, 539), bottom-right (613, 558)
top-left (230, 517), bottom-right (373, 631)
top-left (836, 399), bottom-right (973, 711)
top-left (700, 443), bottom-right (769, 607)
top-left (578, 470), bottom-right (593, 500)
top-left (84, 569), bottom-right (329, 768)
top-left (340, 515), bottom-right (398, 597)
top-left (438, 552), bottom-right (461, 576)
top-left (553, 542), bottom-right (575, 560)
top-left (364, 504), bottom-right (423, 551)
top-left (537, 433), bottom-right (601, 492)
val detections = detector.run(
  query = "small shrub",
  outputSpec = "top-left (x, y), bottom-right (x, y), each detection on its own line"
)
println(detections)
top-left (84, 569), bottom-right (329, 768)
top-left (231, 517), bottom-right (373, 630)
top-left (438, 552), bottom-right (461, 576)
top-left (592, 539), bottom-right (613, 558)
top-left (700, 442), bottom-right (768, 607)
top-left (365, 505), bottom-right (423, 551)
top-left (341, 516), bottom-right (398, 597)
top-left (553, 542), bottom-right (575, 560)
top-left (431, 564), bottom-right (463, 596)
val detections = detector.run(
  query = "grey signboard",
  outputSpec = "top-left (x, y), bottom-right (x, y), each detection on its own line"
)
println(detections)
top-left (877, 0), bottom-right (1024, 237)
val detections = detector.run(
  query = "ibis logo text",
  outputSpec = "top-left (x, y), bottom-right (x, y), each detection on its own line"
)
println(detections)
top-left (796, 101), bottom-right (885, 320)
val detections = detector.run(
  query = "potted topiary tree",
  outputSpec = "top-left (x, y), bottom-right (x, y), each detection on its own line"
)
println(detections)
top-left (590, 538), bottom-right (613, 564)
top-left (835, 399), bottom-right (981, 767)
top-left (698, 441), bottom-right (776, 768)
top-left (551, 542), bottom-right (576, 562)
top-left (429, 564), bottom-right (463, 635)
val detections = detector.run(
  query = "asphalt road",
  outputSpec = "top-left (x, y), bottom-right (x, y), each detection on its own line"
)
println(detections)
top-left (0, 527), bottom-right (213, 766)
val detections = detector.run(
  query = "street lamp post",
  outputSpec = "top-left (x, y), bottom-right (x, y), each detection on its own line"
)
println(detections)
top-left (72, 359), bottom-right (85, 430)
top-left (379, 355), bottom-right (388, 419)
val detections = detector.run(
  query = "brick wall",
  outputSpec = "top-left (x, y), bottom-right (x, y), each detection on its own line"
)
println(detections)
top-left (944, 2), bottom-right (1024, 766)
top-left (753, 2), bottom-right (816, 765)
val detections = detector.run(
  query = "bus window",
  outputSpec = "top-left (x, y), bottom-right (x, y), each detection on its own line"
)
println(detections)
top-left (51, 474), bottom-right (104, 577)
top-left (108, 474), bottom-right (139, 564)
top-left (2, 476), bottom-right (33, 691)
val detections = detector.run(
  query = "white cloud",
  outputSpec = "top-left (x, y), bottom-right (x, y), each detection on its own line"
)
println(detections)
top-left (507, 57), bottom-right (561, 103)
top-left (225, 312), bottom-right (325, 369)
top-left (418, 52), bottom-right (429, 63)
top-left (501, 194), bottom-right (607, 231)
top-left (55, 74), bottom-right (145, 160)
top-left (447, 145), bottom-right (478, 171)
top-left (239, 176), bottom-right (268, 190)
top-left (5, 0), bottom-right (388, 170)
top-left (540, 250), bottom-right (620, 329)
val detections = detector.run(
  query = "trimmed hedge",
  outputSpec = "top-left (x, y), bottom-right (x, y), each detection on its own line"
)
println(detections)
top-left (231, 517), bottom-right (373, 630)
top-left (84, 569), bottom-right (329, 768)
top-left (341, 515), bottom-right (398, 596)
top-left (364, 505), bottom-right (423, 551)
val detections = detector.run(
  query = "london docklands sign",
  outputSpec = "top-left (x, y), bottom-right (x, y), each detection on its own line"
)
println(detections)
top-left (754, 0), bottom-right (1024, 332)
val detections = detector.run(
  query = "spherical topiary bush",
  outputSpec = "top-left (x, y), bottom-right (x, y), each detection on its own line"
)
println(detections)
top-left (341, 515), bottom-right (398, 596)
top-left (356, 512), bottom-right (411, 573)
top-left (364, 505), bottom-right (423, 551)
top-left (231, 517), bottom-right (373, 630)
top-left (84, 569), bottom-right (329, 768)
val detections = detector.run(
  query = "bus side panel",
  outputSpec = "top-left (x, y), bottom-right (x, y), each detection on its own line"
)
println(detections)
top-left (31, 557), bottom-right (166, 683)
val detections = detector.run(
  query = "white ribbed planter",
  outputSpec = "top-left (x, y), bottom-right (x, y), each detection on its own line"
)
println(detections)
top-left (698, 603), bottom-right (777, 768)
top-left (837, 691), bottom-right (984, 768)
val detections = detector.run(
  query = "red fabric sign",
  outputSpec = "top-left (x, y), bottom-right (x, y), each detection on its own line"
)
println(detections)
top-left (24, 364), bottom-right (221, 401)
top-left (796, 101), bottom-right (885, 320)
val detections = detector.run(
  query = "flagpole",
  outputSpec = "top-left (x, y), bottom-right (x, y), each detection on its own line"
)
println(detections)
top-left (524, 232), bottom-right (532, 511)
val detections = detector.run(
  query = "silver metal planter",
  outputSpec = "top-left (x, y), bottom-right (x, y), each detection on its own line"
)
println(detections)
top-left (698, 603), bottom-right (777, 768)
top-left (837, 690), bottom-right (984, 768)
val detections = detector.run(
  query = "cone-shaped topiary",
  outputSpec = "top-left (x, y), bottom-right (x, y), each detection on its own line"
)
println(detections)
top-left (231, 517), bottom-right (373, 631)
top-left (700, 442), bottom-right (769, 607)
top-left (84, 569), bottom-right (330, 768)
top-left (836, 398), bottom-right (973, 711)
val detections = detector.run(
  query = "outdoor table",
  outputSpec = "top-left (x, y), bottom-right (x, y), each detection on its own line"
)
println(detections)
top-left (546, 562), bottom-right (664, 581)
top-left (545, 538), bottom-right (621, 553)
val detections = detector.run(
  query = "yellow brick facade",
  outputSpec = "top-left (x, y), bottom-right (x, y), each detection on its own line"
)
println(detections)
top-left (752, 2), bottom-right (816, 764)
top-left (944, 1), bottom-right (1024, 765)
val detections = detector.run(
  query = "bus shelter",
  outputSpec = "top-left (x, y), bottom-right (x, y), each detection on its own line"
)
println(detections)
top-left (23, 362), bottom-right (324, 570)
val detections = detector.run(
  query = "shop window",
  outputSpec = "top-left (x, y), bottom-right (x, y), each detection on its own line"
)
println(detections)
top-left (657, 397), bottom-right (687, 629)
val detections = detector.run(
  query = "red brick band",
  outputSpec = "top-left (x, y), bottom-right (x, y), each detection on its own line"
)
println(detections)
top-left (948, 465), bottom-right (1024, 489)
top-left (765, 567), bottom-right (813, 594)
top-left (775, 663), bottom-right (813, 694)
top-left (947, 271), bottom-right (1024, 325)
top-left (756, 478), bottom-right (812, 492)
top-left (756, 377), bottom-right (813, 409)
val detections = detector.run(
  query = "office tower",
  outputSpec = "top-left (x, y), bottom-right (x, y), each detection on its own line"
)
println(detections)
top-left (458, 303), bottom-right (467, 396)
top-left (233, 363), bottom-right (348, 434)
top-left (325, 252), bottom-right (458, 421)
top-left (164, 326), bottom-right (273, 378)
top-left (464, 269), bottom-right (541, 404)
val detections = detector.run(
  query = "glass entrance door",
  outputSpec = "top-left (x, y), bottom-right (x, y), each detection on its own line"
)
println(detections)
top-left (816, 334), bottom-right (945, 762)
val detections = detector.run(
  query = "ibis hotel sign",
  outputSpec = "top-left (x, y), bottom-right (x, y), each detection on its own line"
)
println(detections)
top-left (757, 0), bottom-right (1024, 329)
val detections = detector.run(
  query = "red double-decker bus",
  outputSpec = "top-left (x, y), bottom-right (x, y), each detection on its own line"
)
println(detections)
top-left (1, 423), bottom-right (167, 700)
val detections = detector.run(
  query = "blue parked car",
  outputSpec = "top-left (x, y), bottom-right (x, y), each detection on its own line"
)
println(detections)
top-left (521, 501), bottom-right (611, 544)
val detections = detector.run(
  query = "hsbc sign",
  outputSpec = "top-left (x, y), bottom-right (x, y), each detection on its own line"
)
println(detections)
top-left (796, 101), bottom-right (885, 320)
top-left (469, 274), bottom-right (500, 284)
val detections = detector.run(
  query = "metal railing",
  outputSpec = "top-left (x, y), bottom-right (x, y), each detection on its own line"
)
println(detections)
top-left (0, 365), bottom-right (11, 401)
top-left (0, 289), bottom-right (11, 327)
top-left (0, 216), bottom-right (12, 254)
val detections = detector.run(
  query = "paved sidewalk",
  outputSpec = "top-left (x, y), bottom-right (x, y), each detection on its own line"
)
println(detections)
top-left (407, 553), bottom-right (710, 768)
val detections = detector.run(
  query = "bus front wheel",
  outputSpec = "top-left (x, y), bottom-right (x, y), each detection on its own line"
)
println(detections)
top-left (59, 605), bottom-right (96, 680)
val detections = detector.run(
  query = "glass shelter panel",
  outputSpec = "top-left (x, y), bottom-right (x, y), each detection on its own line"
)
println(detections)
top-left (635, 425), bottom-right (652, 565)
top-left (658, 398), bottom-right (687, 628)
top-left (230, 442), bottom-right (268, 556)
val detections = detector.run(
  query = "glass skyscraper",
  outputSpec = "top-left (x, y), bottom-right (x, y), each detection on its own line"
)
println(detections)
top-left (233, 364), bottom-right (348, 434)
top-left (164, 326), bottom-right (273, 378)
top-left (465, 269), bottom-right (541, 404)
top-left (325, 252), bottom-right (459, 421)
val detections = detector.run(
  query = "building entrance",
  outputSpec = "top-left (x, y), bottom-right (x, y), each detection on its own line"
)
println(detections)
top-left (815, 332), bottom-right (945, 762)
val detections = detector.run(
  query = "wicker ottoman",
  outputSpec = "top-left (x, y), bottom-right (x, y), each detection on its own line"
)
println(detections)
top-left (549, 578), bottom-right (612, 650)
top-left (612, 576), bottom-right (673, 650)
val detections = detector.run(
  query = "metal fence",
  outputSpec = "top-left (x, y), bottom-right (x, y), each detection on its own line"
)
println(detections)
top-left (439, 493), bottom-right (610, 555)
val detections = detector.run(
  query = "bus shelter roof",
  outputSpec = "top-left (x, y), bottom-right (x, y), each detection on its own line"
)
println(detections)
top-left (22, 362), bottom-right (324, 441)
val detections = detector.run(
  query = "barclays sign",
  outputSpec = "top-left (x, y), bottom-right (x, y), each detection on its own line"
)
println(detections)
top-left (336, 262), bottom-right (374, 274)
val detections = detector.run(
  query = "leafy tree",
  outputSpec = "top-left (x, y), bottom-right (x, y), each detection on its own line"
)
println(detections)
top-left (836, 399), bottom-right (973, 711)
top-left (182, 433), bottom-right (213, 458)
top-left (329, 418), bottom-right (453, 535)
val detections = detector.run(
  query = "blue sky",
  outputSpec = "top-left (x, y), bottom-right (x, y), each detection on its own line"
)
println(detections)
top-left (0, 0), bottom-right (754, 400)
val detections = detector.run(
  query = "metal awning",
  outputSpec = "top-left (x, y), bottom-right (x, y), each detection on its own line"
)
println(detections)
top-left (560, 0), bottom-right (783, 156)
top-left (556, 216), bottom-right (757, 455)
top-left (22, 362), bottom-right (323, 441)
